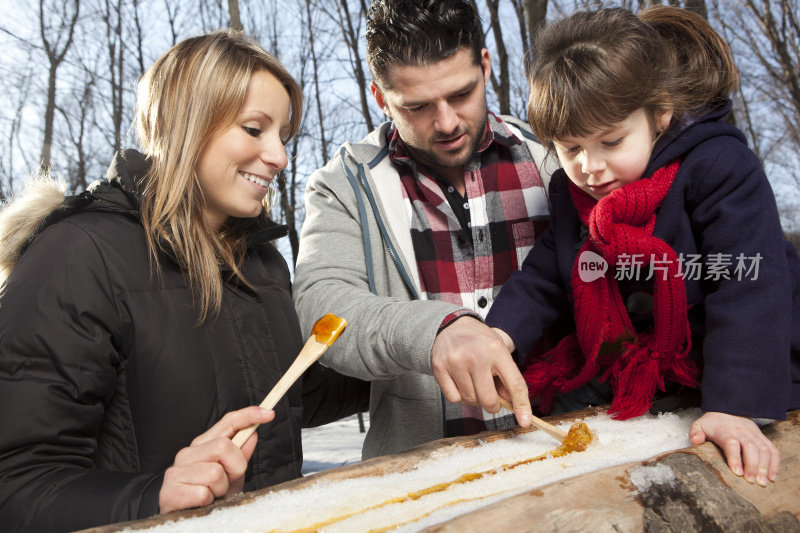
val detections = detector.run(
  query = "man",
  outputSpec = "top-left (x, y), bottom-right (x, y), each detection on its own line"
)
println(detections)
top-left (293, 0), bottom-right (552, 459)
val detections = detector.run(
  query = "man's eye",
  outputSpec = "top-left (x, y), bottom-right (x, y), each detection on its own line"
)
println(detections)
top-left (243, 126), bottom-right (261, 137)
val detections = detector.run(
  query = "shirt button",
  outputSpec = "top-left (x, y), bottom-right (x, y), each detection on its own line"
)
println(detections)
top-left (463, 202), bottom-right (469, 210)
top-left (448, 186), bottom-right (455, 193)
top-left (477, 296), bottom-right (488, 308)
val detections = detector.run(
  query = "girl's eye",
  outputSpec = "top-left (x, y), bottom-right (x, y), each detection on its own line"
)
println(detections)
top-left (564, 145), bottom-right (581, 154)
top-left (603, 137), bottom-right (623, 147)
top-left (243, 126), bottom-right (261, 137)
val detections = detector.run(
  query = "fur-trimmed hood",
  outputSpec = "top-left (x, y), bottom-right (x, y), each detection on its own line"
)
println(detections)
top-left (0, 149), bottom-right (145, 283)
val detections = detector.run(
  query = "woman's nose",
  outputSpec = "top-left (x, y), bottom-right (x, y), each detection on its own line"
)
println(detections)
top-left (261, 136), bottom-right (288, 172)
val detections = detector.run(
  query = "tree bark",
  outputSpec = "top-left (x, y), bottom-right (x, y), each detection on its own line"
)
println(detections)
top-left (524, 0), bottom-right (547, 52)
top-left (38, 0), bottom-right (80, 170)
top-left (228, 0), bottom-right (243, 31)
top-left (486, 0), bottom-right (510, 115)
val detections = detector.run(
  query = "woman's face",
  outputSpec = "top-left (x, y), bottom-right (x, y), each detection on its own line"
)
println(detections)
top-left (196, 70), bottom-right (290, 231)
top-left (552, 107), bottom-right (672, 200)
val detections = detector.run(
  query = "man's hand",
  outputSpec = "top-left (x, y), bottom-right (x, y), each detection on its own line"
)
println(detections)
top-left (431, 316), bottom-right (531, 428)
top-left (689, 411), bottom-right (780, 486)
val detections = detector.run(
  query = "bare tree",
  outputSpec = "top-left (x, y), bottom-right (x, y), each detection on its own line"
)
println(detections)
top-left (38, 0), bottom-right (80, 170)
top-left (485, 0), bottom-right (511, 115)
top-left (101, 0), bottom-right (125, 153)
top-left (56, 79), bottom-right (94, 191)
top-left (0, 67), bottom-right (34, 199)
top-left (321, 0), bottom-right (376, 134)
top-left (305, 0), bottom-right (331, 164)
top-left (739, 0), bottom-right (800, 150)
top-left (524, 0), bottom-right (548, 51)
top-left (228, 0), bottom-right (243, 30)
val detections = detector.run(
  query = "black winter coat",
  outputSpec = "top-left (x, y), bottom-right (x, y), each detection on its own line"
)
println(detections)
top-left (0, 150), bottom-right (368, 532)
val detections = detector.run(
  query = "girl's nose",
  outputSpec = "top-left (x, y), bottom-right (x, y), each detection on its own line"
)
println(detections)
top-left (580, 150), bottom-right (605, 177)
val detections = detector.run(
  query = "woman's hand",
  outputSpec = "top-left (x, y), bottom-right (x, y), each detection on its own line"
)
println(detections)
top-left (159, 406), bottom-right (275, 514)
top-left (689, 411), bottom-right (779, 486)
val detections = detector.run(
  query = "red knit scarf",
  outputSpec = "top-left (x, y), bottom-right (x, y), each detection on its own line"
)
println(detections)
top-left (523, 159), bottom-right (699, 419)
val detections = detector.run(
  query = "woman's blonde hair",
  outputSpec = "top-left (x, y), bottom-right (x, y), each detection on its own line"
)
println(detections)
top-left (135, 29), bottom-right (302, 322)
top-left (526, 6), bottom-right (738, 147)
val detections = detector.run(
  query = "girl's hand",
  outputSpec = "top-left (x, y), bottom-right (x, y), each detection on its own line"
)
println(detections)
top-left (689, 411), bottom-right (779, 486)
top-left (159, 406), bottom-right (275, 514)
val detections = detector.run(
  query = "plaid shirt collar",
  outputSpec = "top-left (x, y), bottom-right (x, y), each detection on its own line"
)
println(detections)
top-left (385, 111), bottom-right (521, 168)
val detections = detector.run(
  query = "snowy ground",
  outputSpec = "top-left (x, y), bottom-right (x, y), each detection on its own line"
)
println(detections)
top-left (301, 412), bottom-right (369, 475)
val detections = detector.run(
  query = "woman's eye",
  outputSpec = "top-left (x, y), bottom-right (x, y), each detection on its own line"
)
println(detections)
top-left (243, 126), bottom-right (261, 137)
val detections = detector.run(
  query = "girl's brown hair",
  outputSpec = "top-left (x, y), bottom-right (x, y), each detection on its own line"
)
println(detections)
top-left (526, 6), bottom-right (738, 147)
top-left (135, 29), bottom-right (303, 322)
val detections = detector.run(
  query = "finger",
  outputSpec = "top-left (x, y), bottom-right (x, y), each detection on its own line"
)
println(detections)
top-left (719, 436), bottom-right (745, 479)
top-left (493, 356), bottom-right (532, 428)
top-left (433, 366), bottom-right (462, 404)
top-left (159, 481), bottom-right (215, 514)
top-left (174, 437), bottom-right (248, 481)
top-left (751, 438), bottom-right (779, 486)
top-left (688, 420), bottom-right (707, 446)
top-left (193, 407), bottom-right (275, 446)
top-left (472, 366), bottom-right (501, 414)
top-left (452, 367), bottom-right (480, 406)
top-left (766, 441), bottom-right (780, 483)
top-left (166, 462), bottom-right (229, 501)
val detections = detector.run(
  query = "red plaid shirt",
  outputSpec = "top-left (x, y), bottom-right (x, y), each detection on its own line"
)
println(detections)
top-left (388, 112), bottom-right (549, 435)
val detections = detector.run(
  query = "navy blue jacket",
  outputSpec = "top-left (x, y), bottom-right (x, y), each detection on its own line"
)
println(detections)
top-left (486, 104), bottom-right (800, 420)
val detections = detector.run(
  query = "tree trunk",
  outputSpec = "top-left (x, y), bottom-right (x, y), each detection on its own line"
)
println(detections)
top-left (228, 0), bottom-right (243, 31)
top-left (306, 0), bottom-right (330, 164)
top-left (38, 0), bottom-right (80, 170)
top-left (334, 0), bottom-right (375, 133)
top-left (524, 0), bottom-right (547, 51)
top-left (684, 0), bottom-right (708, 19)
top-left (486, 0), bottom-right (510, 115)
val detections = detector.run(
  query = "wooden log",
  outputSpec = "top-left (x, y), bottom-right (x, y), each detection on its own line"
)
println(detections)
top-left (425, 410), bottom-right (800, 533)
top-left (79, 408), bottom-right (800, 532)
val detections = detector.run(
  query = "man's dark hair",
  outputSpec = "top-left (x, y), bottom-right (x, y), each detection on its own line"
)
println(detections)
top-left (366, 0), bottom-right (484, 89)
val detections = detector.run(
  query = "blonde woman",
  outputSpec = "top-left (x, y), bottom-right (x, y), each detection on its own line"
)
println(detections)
top-left (0, 30), bottom-right (367, 532)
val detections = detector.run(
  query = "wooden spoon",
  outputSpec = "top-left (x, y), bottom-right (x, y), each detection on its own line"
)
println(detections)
top-left (232, 313), bottom-right (348, 448)
top-left (498, 396), bottom-right (568, 443)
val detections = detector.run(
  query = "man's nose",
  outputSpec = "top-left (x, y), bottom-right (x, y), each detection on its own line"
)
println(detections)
top-left (433, 102), bottom-right (459, 134)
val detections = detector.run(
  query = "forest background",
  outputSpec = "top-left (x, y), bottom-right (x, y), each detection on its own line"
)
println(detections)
top-left (1, 0), bottom-right (798, 269)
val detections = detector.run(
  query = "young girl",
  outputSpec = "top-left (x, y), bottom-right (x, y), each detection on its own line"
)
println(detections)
top-left (0, 30), bottom-right (367, 531)
top-left (486, 6), bottom-right (800, 487)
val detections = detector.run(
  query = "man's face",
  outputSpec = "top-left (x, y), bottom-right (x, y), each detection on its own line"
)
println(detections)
top-left (371, 47), bottom-right (491, 181)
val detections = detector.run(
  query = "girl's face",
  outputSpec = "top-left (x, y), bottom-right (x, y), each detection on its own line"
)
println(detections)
top-left (196, 70), bottom-right (290, 231)
top-left (552, 107), bottom-right (672, 200)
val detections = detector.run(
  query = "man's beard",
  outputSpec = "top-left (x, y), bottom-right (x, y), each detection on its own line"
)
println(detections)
top-left (411, 112), bottom-right (488, 173)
